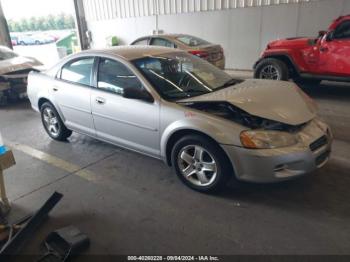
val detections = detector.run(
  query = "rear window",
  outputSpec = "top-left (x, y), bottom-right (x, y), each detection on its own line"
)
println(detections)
top-left (176, 35), bottom-right (210, 47)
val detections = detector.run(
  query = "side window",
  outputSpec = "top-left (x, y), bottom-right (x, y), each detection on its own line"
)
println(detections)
top-left (97, 58), bottom-right (143, 95)
top-left (334, 21), bottom-right (350, 39)
top-left (61, 57), bottom-right (94, 86)
top-left (150, 38), bottom-right (176, 48)
top-left (133, 38), bottom-right (149, 45)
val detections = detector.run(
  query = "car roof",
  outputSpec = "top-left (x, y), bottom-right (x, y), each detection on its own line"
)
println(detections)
top-left (77, 45), bottom-right (184, 61)
top-left (133, 34), bottom-right (193, 42)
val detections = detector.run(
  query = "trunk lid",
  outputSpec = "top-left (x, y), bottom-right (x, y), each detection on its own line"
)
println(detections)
top-left (193, 44), bottom-right (223, 62)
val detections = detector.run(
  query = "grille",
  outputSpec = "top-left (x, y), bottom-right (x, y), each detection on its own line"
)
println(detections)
top-left (309, 135), bottom-right (328, 152)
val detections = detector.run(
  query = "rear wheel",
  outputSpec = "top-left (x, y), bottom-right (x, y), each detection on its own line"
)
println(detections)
top-left (171, 135), bottom-right (232, 193)
top-left (254, 58), bottom-right (289, 81)
top-left (40, 102), bottom-right (72, 141)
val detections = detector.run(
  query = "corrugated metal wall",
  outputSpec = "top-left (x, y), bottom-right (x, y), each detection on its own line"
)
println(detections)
top-left (83, 0), bottom-right (317, 21)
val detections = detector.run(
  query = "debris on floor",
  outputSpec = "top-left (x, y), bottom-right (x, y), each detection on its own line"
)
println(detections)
top-left (38, 226), bottom-right (90, 262)
top-left (0, 192), bottom-right (63, 258)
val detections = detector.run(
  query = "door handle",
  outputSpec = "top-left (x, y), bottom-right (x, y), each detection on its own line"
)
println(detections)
top-left (320, 47), bottom-right (329, 52)
top-left (53, 87), bottom-right (59, 92)
top-left (95, 97), bottom-right (106, 105)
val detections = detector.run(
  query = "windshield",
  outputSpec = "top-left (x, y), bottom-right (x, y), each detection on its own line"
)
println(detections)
top-left (176, 35), bottom-right (210, 47)
top-left (0, 47), bottom-right (18, 61)
top-left (132, 52), bottom-right (238, 101)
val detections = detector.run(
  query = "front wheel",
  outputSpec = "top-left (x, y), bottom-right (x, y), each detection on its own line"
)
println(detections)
top-left (40, 102), bottom-right (72, 141)
top-left (171, 135), bottom-right (233, 193)
top-left (254, 58), bottom-right (289, 81)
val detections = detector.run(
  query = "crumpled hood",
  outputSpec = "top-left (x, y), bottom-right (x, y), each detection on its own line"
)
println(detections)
top-left (180, 79), bottom-right (317, 126)
top-left (0, 56), bottom-right (42, 75)
top-left (268, 37), bottom-right (314, 49)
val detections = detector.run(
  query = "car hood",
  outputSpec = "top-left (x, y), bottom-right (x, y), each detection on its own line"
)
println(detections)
top-left (0, 56), bottom-right (42, 75)
top-left (268, 37), bottom-right (315, 49)
top-left (179, 79), bottom-right (317, 126)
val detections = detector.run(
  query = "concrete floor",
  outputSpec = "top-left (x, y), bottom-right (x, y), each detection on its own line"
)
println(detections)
top-left (0, 79), bottom-right (350, 258)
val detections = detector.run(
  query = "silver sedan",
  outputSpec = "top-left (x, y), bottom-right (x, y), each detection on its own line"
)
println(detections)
top-left (27, 46), bottom-right (332, 192)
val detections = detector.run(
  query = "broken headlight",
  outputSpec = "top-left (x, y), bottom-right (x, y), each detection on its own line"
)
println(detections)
top-left (240, 130), bottom-right (298, 149)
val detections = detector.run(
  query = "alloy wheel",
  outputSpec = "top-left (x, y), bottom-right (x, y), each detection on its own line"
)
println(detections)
top-left (259, 64), bottom-right (281, 80)
top-left (177, 145), bottom-right (217, 187)
top-left (42, 108), bottom-right (60, 137)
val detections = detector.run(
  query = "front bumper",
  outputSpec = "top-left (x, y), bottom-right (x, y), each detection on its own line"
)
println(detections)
top-left (222, 120), bottom-right (332, 183)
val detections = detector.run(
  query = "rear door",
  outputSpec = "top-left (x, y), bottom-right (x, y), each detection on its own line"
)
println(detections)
top-left (318, 20), bottom-right (350, 76)
top-left (53, 56), bottom-right (95, 136)
top-left (91, 57), bottom-right (160, 157)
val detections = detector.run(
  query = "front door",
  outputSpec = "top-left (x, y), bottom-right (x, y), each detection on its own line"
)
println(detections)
top-left (319, 20), bottom-right (350, 76)
top-left (91, 57), bottom-right (160, 157)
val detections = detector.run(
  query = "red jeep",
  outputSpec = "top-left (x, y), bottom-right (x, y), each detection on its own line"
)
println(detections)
top-left (254, 15), bottom-right (350, 84)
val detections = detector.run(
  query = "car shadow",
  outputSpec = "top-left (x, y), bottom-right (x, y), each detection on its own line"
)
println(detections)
top-left (214, 158), bottom-right (350, 219)
top-left (298, 81), bottom-right (350, 101)
top-left (0, 98), bottom-right (32, 111)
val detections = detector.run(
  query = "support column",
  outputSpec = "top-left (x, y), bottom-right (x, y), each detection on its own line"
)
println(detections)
top-left (73, 0), bottom-right (90, 50)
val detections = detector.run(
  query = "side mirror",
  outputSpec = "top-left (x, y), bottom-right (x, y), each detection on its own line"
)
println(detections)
top-left (326, 31), bottom-right (334, 42)
top-left (318, 30), bottom-right (327, 38)
top-left (123, 88), bottom-right (154, 103)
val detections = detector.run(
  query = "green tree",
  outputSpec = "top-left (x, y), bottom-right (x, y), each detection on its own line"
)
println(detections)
top-left (19, 19), bottom-right (29, 32)
top-left (8, 14), bottom-right (76, 32)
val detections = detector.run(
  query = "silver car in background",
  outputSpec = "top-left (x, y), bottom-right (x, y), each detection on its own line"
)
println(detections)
top-left (27, 46), bottom-right (332, 192)
top-left (131, 34), bottom-right (225, 70)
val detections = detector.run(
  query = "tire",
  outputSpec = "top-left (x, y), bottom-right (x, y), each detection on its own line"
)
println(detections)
top-left (171, 134), bottom-right (233, 193)
top-left (254, 58), bottom-right (289, 81)
top-left (40, 102), bottom-right (72, 141)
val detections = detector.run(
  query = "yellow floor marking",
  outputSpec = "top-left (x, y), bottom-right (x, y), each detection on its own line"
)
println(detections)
top-left (6, 142), bottom-right (96, 182)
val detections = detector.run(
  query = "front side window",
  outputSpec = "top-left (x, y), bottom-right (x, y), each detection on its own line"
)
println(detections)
top-left (132, 52), bottom-right (238, 101)
top-left (61, 57), bottom-right (94, 86)
top-left (150, 38), bottom-right (175, 48)
top-left (97, 58), bottom-right (143, 95)
top-left (334, 21), bottom-right (350, 39)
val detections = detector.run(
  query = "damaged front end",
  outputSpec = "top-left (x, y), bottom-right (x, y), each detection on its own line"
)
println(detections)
top-left (0, 69), bottom-right (38, 106)
top-left (181, 101), bottom-right (308, 133)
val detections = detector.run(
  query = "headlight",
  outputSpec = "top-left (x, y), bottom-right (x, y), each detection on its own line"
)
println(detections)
top-left (240, 130), bottom-right (298, 149)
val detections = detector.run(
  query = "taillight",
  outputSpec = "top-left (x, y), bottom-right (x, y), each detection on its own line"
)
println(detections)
top-left (189, 50), bottom-right (209, 59)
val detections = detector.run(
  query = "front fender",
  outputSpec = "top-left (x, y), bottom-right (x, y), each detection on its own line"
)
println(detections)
top-left (160, 111), bottom-right (244, 159)
top-left (259, 49), bottom-right (307, 73)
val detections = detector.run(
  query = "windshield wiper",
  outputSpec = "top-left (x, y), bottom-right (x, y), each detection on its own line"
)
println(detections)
top-left (216, 78), bottom-right (241, 90)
